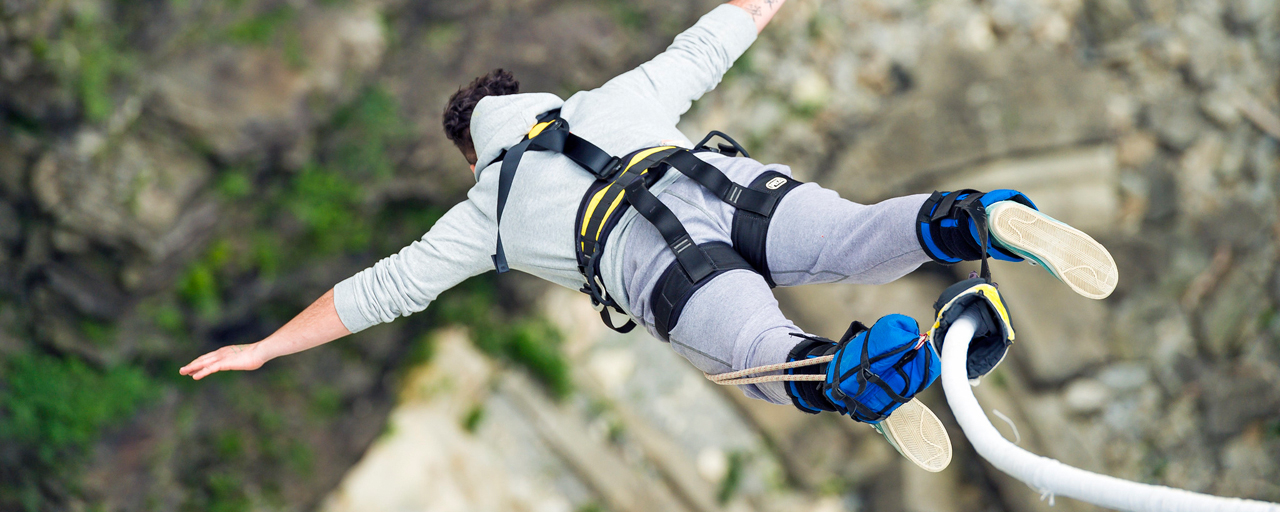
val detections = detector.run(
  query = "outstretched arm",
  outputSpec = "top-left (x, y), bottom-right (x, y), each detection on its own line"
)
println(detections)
top-left (181, 197), bottom-right (494, 380)
top-left (596, 1), bottom-right (787, 124)
top-left (180, 289), bottom-right (350, 380)
top-left (727, 0), bottom-right (788, 33)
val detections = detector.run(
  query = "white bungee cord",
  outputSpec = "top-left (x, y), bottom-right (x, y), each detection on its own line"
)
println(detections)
top-left (940, 310), bottom-right (1280, 512)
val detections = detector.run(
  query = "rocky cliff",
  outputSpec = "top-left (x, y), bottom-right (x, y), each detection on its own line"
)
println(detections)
top-left (0, 0), bottom-right (1277, 511)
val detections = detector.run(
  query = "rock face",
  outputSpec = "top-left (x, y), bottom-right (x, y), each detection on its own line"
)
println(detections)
top-left (1, 0), bottom-right (1279, 510)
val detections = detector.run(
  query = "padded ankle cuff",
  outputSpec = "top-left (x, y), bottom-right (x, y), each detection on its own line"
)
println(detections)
top-left (916, 189), bottom-right (1036, 263)
top-left (785, 336), bottom-right (838, 414)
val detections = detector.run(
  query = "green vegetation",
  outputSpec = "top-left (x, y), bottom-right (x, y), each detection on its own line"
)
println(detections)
top-left (602, 0), bottom-right (649, 32)
top-left (58, 6), bottom-right (138, 123)
top-left (215, 168), bottom-right (254, 200)
top-left (988, 367), bottom-right (1009, 389)
top-left (178, 237), bottom-right (235, 321)
top-left (716, 451), bottom-right (748, 505)
top-left (285, 163), bottom-right (370, 254)
top-left (722, 49), bottom-right (756, 84)
top-left (606, 419), bottom-right (626, 444)
top-left (179, 262), bottom-right (222, 321)
top-left (78, 318), bottom-right (116, 346)
top-left (402, 333), bottom-right (438, 372)
top-left (146, 299), bottom-right (188, 337)
top-left (284, 439), bottom-right (315, 477)
top-left (436, 280), bottom-right (574, 399)
top-left (0, 352), bottom-right (157, 511)
top-left (423, 23), bottom-right (462, 52)
top-left (328, 84), bottom-right (409, 180)
top-left (0, 352), bottom-right (156, 460)
top-left (309, 385), bottom-right (344, 420)
top-left (198, 471), bottom-right (251, 512)
top-left (462, 404), bottom-right (486, 433)
top-left (225, 5), bottom-right (297, 46)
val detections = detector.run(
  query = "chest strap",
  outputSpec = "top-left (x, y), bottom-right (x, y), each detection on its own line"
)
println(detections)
top-left (493, 110), bottom-right (619, 273)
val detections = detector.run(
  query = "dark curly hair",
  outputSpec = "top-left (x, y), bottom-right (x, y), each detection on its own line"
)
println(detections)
top-left (443, 68), bottom-right (520, 165)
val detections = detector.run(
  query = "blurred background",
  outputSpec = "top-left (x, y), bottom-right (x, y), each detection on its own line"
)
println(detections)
top-left (0, 0), bottom-right (1278, 511)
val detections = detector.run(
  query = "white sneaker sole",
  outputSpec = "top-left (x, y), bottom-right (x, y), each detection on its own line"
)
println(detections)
top-left (879, 398), bottom-right (952, 472)
top-left (987, 202), bottom-right (1118, 300)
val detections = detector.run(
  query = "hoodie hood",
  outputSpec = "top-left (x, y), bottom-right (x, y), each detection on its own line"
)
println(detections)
top-left (470, 92), bottom-right (565, 180)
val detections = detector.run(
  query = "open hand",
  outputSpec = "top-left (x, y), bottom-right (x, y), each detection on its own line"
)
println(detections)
top-left (180, 343), bottom-right (266, 380)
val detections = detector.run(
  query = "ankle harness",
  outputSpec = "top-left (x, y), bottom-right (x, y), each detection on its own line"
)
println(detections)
top-left (489, 110), bottom-right (802, 338)
top-left (916, 189), bottom-right (1036, 279)
top-left (783, 315), bottom-right (938, 422)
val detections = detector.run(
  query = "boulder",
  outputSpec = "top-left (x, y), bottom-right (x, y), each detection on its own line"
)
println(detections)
top-left (154, 5), bottom-right (385, 164)
top-left (935, 144), bottom-right (1119, 235)
top-left (30, 130), bottom-right (213, 260)
top-left (997, 262), bottom-right (1111, 386)
top-left (828, 44), bottom-right (1113, 202)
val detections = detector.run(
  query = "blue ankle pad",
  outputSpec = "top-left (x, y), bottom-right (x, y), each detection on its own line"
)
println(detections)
top-left (968, 189), bottom-right (1037, 262)
top-left (916, 189), bottom-right (1038, 264)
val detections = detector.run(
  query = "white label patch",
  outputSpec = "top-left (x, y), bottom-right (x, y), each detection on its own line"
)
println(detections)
top-left (765, 177), bottom-right (788, 190)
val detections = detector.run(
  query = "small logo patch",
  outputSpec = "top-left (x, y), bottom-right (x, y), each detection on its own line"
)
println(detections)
top-left (765, 177), bottom-right (788, 190)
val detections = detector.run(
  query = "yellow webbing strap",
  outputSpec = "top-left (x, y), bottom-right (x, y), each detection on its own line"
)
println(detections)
top-left (578, 146), bottom-right (677, 247)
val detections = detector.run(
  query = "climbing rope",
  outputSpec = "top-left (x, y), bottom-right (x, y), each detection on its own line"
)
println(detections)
top-left (702, 355), bottom-right (832, 386)
top-left (940, 310), bottom-right (1280, 512)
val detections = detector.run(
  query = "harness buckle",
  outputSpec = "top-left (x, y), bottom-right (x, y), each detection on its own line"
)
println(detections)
top-left (599, 156), bottom-right (623, 180)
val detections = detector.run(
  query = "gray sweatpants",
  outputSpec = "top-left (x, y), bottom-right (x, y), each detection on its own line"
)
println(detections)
top-left (619, 153), bottom-right (931, 405)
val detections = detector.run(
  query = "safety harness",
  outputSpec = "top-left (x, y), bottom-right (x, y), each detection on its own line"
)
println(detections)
top-left (489, 110), bottom-right (801, 338)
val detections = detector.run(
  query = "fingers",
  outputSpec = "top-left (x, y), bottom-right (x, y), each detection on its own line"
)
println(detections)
top-left (179, 344), bottom-right (263, 379)
top-left (183, 355), bottom-right (223, 380)
top-left (180, 351), bottom-right (218, 376)
top-left (192, 363), bottom-right (220, 380)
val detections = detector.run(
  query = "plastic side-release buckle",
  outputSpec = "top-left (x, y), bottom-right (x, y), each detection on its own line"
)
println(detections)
top-left (596, 155), bottom-right (623, 180)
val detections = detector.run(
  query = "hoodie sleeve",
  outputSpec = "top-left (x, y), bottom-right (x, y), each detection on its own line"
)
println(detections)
top-left (597, 4), bottom-right (757, 124)
top-left (332, 198), bottom-right (495, 333)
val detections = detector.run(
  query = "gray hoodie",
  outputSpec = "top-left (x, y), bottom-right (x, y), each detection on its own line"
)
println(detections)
top-left (333, 5), bottom-right (758, 333)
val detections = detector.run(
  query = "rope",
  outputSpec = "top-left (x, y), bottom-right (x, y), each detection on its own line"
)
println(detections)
top-left (702, 355), bottom-right (834, 386)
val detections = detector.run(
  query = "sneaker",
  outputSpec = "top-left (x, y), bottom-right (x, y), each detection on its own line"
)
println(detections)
top-left (871, 398), bottom-right (952, 472)
top-left (986, 201), bottom-right (1118, 300)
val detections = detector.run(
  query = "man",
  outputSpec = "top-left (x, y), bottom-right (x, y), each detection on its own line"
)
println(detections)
top-left (181, 0), bottom-right (1117, 472)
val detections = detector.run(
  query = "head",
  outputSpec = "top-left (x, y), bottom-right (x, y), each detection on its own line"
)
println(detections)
top-left (443, 68), bottom-right (520, 169)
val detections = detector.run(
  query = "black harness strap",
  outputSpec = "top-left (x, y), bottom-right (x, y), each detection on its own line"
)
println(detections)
top-left (731, 170), bottom-right (803, 287)
top-left (574, 147), bottom-right (679, 334)
top-left (662, 151), bottom-right (777, 216)
top-left (489, 109), bottom-right (796, 338)
top-left (492, 111), bottom-right (619, 273)
top-left (651, 242), bottom-right (754, 340)
top-left (623, 178), bottom-right (717, 283)
top-left (492, 136), bottom-right (535, 273)
top-left (576, 148), bottom-right (678, 263)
